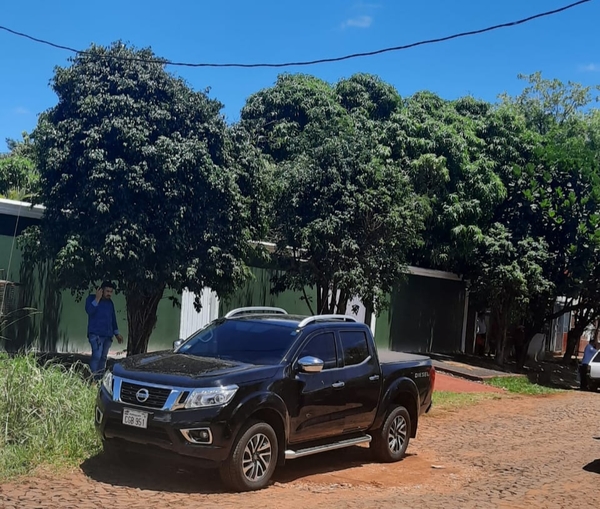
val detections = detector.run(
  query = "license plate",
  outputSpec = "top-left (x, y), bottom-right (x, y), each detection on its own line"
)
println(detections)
top-left (122, 408), bottom-right (148, 429)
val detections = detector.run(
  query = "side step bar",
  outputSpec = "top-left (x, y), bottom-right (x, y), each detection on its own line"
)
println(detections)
top-left (285, 435), bottom-right (372, 460)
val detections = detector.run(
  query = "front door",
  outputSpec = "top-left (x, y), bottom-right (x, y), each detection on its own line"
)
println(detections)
top-left (288, 331), bottom-right (346, 444)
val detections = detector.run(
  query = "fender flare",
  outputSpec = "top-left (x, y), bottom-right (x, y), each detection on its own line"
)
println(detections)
top-left (372, 377), bottom-right (420, 437)
top-left (227, 391), bottom-right (290, 454)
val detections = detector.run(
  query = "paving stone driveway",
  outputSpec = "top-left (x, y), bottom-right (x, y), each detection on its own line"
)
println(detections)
top-left (1, 391), bottom-right (599, 509)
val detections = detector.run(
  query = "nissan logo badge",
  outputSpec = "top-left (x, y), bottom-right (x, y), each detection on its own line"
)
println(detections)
top-left (136, 388), bottom-right (150, 403)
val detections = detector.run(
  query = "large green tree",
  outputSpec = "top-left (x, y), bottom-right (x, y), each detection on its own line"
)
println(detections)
top-left (22, 42), bottom-right (256, 355)
top-left (0, 133), bottom-right (39, 201)
top-left (500, 72), bottom-right (600, 362)
top-left (240, 74), bottom-right (425, 316)
top-left (389, 93), bottom-right (507, 275)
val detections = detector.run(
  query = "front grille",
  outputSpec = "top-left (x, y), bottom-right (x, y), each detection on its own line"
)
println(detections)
top-left (105, 420), bottom-right (172, 444)
top-left (120, 381), bottom-right (172, 409)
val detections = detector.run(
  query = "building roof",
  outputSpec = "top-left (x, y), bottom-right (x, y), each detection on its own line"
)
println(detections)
top-left (0, 198), bottom-right (44, 220)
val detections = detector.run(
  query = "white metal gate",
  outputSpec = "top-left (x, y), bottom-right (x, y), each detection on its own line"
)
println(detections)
top-left (178, 288), bottom-right (220, 340)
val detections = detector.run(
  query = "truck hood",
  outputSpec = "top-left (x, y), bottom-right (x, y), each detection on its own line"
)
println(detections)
top-left (112, 351), bottom-right (279, 387)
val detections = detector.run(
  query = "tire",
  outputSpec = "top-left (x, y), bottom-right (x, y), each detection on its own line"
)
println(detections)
top-left (219, 420), bottom-right (279, 492)
top-left (371, 405), bottom-right (411, 463)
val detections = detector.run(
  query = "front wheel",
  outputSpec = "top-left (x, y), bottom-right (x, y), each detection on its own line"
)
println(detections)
top-left (219, 421), bottom-right (278, 492)
top-left (371, 405), bottom-right (411, 463)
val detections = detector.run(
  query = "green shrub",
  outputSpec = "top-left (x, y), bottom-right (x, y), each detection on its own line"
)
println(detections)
top-left (0, 353), bottom-right (100, 480)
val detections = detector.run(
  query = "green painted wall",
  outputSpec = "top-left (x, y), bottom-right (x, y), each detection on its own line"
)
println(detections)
top-left (374, 274), bottom-right (466, 353)
top-left (219, 266), bottom-right (317, 317)
top-left (0, 232), bottom-right (181, 354)
top-left (219, 267), bottom-right (466, 354)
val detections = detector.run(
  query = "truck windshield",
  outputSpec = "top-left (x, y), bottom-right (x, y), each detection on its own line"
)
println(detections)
top-left (175, 319), bottom-right (299, 365)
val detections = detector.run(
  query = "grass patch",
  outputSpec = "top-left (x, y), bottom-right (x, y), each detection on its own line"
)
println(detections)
top-left (484, 376), bottom-right (560, 395)
top-left (431, 390), bottom-right (504, 412)
top-left (0, 353), bottom-right (100, 481)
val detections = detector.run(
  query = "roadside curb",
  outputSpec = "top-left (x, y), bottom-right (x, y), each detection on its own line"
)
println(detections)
top-left (433, 363), bottom-right (527, 382)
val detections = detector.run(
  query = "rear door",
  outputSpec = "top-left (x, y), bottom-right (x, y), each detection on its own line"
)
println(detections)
top-left (336, 329), bottom-right (381, 433)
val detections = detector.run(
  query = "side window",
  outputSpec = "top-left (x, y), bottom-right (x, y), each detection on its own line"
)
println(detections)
top-left (298, 332), bottom-right (338, 370)
top-left (339, 331), bottom-right (370, 366)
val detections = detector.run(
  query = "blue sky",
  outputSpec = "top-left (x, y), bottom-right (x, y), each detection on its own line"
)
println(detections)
top-left (1, 0), bottom-right (598, 151)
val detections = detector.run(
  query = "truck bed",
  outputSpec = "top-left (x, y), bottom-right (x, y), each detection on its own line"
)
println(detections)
top-left (377, 348), bottom-right (431, 364)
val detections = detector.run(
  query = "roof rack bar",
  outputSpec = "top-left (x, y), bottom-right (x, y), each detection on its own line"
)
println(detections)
top-left (297, 314), bottom-right (358, 328)
top-left (224, 306), bottom-right (288, 318)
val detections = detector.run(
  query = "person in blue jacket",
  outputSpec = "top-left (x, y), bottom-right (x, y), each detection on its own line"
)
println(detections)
top-left (85, 280), bottom-right (124, 380)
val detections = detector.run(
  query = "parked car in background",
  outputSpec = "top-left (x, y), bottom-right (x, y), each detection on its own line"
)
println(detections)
top-left (584, 349), bottom-right (600, 391)
top-left (94, 307), bottom-right (435, 492)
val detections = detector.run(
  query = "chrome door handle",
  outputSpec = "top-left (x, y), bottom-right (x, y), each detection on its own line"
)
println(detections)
top-left (369, 375), bottom-right (380, 381)
top-left (332, 381), bottom-right (345, 388)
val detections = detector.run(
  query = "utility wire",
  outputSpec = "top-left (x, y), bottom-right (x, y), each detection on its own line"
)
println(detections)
top-left (0, 0), bottom-right (592, 69)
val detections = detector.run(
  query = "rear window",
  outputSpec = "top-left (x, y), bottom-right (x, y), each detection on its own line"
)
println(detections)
top-left (339, 330), bottom-right (370, 366)
top-left (176, 319), bottom-right (298, 365)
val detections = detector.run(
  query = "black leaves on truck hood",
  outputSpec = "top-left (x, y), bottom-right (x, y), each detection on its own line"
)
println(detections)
top-left (114, 351), bottom-right (247, 378)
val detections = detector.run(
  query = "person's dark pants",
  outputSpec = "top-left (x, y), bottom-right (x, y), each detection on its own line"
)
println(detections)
top-left (89, 334), bottom-right (113, 381)
top-left (579, 363), bottom-right (589, 391)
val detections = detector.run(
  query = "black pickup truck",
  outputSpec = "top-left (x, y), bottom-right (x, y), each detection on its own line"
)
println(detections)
top-left (95, 307), bottom-right (435, 492)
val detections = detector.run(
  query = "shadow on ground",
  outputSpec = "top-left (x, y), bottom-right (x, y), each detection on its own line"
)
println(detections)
top-left (80, 452), bottom-right (223, 494)
top-left (80, 446), bottom-right (389, 494)
top-left (583, 459), bottom-right (600, 474)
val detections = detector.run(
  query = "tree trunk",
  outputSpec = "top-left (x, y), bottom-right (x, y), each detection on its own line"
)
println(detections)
top-left (363, 298), bottom-right (374, 326)
top-left (516, 320), bottom-right (540, 369)
top-left (492, 306), bottom-right (508, 366)
top-left (562, 323), bottom-right (586, 364)
top-left (316, 283), bottom-right (329, 315)
top-left (335, 290), bottom-right (349, 315)
top-left (125, 285), bottom-right (166, 356)
top-left (328, 281), bottom-right (339, 314)
top-left (496, 323), bottom-right (509, 366)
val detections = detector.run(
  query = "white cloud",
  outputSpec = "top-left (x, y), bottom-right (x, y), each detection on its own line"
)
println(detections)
top-left (13, 107), bottom-right (30, 115)
top-left (342, 15), bottom-right (373, 29)
top-left (580, 63), bottom-right (600, 72)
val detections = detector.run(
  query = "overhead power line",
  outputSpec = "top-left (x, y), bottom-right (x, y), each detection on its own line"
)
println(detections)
top-left (0, 0), bottom-right (592, 69)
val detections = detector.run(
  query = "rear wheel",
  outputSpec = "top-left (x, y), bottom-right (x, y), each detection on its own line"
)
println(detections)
top-left (371, 405), bottom-right (411, 463)
top-left (219, 421), bottom-right (278, 492)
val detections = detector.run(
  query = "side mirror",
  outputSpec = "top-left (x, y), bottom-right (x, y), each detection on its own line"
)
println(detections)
top-left (173, 339), bottom-right (183, 350)
top-left (298, 356), bottom-right (324, 373)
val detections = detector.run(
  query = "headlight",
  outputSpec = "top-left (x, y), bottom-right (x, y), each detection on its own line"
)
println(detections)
top-left (185, 385), bottom-right (238, 409)
top-left (102, 371), bottom-right (113, 396)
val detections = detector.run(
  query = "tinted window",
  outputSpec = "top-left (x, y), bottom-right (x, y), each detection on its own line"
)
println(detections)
top-left (340, 331), bottom-right (370, 366)
top-left (298, 333), bottom-right (337, 370)
top-left (176, 319), bottom-right (298, 365)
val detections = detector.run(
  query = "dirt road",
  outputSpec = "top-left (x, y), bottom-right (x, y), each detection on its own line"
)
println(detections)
top-left (1, 390), bottom-right (599, 509)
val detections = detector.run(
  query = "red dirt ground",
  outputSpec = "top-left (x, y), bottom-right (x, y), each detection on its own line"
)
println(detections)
top-left (435, 372), bottom-right (505, 393)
